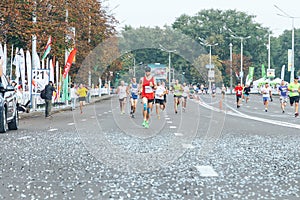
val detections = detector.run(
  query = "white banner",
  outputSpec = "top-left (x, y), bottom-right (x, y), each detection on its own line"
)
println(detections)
top-left (281, 65), bottom-right (285, 81)
top-left (288, 49), bottom-right (292, 72)
top-left (32, 69), bottom-right (50, 93)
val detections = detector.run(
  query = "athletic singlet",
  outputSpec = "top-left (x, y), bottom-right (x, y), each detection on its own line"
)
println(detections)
top-left (118, 86), bottom-right (127, 99)
top-left (131, 83), bottom-right (138, 99)
top-left (142, 76), bottom-right (154, 99)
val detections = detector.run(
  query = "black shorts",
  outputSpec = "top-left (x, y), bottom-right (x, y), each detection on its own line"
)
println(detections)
top-left (174, 95), bottom-right (182, 98)
top-left (155, 99), bottom-right (164, 105)
top-left (290, 96), bottom-right (299, 105)
top-left (147, 99), bottom-right (154, 104)
top-left (79, 97), bottom-right (86, 102)
top-left (236, 95), bottom-right (242, 102)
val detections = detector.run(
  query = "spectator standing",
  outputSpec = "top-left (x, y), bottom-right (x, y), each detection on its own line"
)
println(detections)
top-left (45, 81), bottom-right (56, 118)
top-left (70, 83), bottom-right (77, 110)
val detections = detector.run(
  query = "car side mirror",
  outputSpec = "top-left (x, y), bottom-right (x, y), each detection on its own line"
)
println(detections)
top-left (6, 85), bottom-right (15, 92)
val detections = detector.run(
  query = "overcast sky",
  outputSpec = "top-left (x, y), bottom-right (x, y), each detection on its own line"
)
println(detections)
top-left (105, 0), bottom-right (300, 36)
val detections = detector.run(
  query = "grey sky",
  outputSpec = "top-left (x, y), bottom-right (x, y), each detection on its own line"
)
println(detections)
top-left (105, 0), bottom-right (300, 36)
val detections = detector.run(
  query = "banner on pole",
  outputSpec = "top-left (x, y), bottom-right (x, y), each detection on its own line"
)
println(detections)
top-left (288, 49), bottom-right (292, 72)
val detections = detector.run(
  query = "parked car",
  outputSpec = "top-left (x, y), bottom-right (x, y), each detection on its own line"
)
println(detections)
top-left (0, 74), bottom-right (18, 133)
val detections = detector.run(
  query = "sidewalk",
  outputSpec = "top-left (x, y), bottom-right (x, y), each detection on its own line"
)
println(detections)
top-left (19, 95), bottom-right (113, 119)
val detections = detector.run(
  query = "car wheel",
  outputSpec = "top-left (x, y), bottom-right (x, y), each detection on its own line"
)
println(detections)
top-left (0, 108), bottom-right (7, 133)
top-left (8, 109), bottom-right (18, 130)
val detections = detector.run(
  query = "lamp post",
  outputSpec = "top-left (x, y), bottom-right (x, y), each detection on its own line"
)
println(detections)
top-left (229, 43), bottom-right (233, 94)
top-left (274, 5), bottom-right (300, 82)
top-left (230, 34), bottom-right (251, 85)
top-left (159, 44), bottom-right (176, 89)
top-left (199, 39), bottom-right (218, 94)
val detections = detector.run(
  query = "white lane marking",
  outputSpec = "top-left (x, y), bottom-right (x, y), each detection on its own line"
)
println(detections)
top-left (174, 133), bottom-right (183, 136)
top-left (165, 118), bottom-right (170, 120)
top-left (90, 116), bottom-right (96, 119)
top-left (98, 114), bottom-right (102, 116)
top-left (48, 128), bottom-right (58, 132)
top-left (103, 112), bottom-right (108, 114)
top-left (225, 103), bottom-right (300, 130)
top-left (67, 123), bottom-right (75, 125)
top-left (195, 165), bottom-right (218, 177)
top-left (81, 119), bottom-right (87, 122)
top-left (169, 126), bottom-right (177, 129)
top-left (182, 143), bottom-right (195, 149)
top-left (108, 110), bottom-right (112, 113)
top-left (167, 121), bottom-right (173, 124)
top-left (17, 136), bottom-right (32, 140)
top-left (198, 99), bottom-right (300, 130)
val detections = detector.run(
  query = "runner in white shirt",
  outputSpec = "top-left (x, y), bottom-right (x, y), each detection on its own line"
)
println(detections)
top-left (116, 80), bottom-right (128, 114)
top-left (181, 83), bottom-right (189, 112)
top-left (155, 81), bottom-right (166, 119)
top-left (261, 82), bottom-right (272, 112)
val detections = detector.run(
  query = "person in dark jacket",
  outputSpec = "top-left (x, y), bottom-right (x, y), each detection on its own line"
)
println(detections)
top-left (45, 81), bottom-right (56, 118)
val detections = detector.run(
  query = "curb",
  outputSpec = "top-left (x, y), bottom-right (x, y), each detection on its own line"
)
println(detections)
top-left (19, 95), bottom-right (113, 119)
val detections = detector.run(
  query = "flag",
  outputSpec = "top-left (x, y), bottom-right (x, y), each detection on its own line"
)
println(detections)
top-left (19, 48), bottom-right (26, 89)
top-left (288, 49), bottom-right (292, 72)
top-left (13, 47), bottom-right (20, 81)
top-left (261, 64), bottom-right (266, 79)
top-left (61, 74), bottom-right (70, 102)
top-left (10, 45), bottom-right (14, 80)
top-left (41, 36), bottom-right (52, 60)
top-left (246, 67), bottom-right (254, 85)
top-left (281, 65), bottom-right (285, 81)
top-left (26, 50), bottom-right (32, 93)
top-left (49, 59), bottom-right (54, 82)
top-left (3, 44), bottom-right (7, 75)
top-left (62, 48), bottom-right (77, 78)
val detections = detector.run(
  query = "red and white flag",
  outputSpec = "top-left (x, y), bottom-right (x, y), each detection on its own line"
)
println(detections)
top-left (63, 48), bottom-right (77, 78)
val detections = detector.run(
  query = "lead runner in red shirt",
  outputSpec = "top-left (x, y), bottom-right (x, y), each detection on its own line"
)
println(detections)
top-left (234, 83), bottom-right (243, 108)
top-left (139, 66), bottom-right (156, 128)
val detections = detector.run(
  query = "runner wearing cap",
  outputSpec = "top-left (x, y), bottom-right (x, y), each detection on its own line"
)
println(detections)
top-left (139, 66), bottom-right (156, 128)
top-left (288, 75), bottom-right (300, 117)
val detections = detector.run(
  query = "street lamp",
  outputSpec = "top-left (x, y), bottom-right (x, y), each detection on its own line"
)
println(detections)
top-left (274, 5), bottom-right (300, 82)
top-left (229, 43), bottom-right (233, 94)
top-left (159, 44), bottom-right (176, 89)
top-left (230, 34), bottom-right (251, 85)
top-left (199, 39), bottom-right (218, 94)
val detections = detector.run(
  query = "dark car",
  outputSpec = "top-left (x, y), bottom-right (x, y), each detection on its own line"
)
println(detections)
top-left (0, 74), bottom-right (18, 133)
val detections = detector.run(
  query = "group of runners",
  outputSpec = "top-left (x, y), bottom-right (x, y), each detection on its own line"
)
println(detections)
top-left (234, 75), bottom-right (300, 117)
top-left (116, 66), bottom-right (190, 128)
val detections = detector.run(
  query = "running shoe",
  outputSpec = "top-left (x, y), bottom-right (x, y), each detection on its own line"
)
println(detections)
top-left (142, 120), bottom-right (146, 127)
top-left (295, 113), bottom-right (299, 117)
top-left (144, 121), bottom-right (149, 128)
top-left (157, 115), bottom-right (160, 119)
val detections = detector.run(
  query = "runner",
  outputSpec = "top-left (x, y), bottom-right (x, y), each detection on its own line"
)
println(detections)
top-left (221, 84), bottom-right (226, 99)
top-left (288, 75), bottom-right (300, 117)
top-left (139, 66), bottom-right (156, 128)
top-left (234, 83), bottom-right (243, 108)
top-left (243, 84), bottom-right (251, 103)
top-left (181, 82), bottom-right (189, 112)
top-left (128, 77), bottom-right (139, 118)
top-left (162, 81), bottom-right (168, 110)
top-left (261, 82), bottom-right (272, 112)
top-left (278, 80), bottom-right (288, 113)
top-left (155, 81), bottom-right (166, 119)
top-left (211, 83), bottom-right (216, 97)
top-left (172, 79), bottom-right (183, 114)
top-left (116, 80), bottom-right (128, 114)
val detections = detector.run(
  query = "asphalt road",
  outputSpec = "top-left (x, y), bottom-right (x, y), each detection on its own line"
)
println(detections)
top-left (0, 94), bottom-right (299, 199)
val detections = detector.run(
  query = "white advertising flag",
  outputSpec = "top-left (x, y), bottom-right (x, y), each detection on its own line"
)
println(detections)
top-left (26, 50), bottom-right (32, 91)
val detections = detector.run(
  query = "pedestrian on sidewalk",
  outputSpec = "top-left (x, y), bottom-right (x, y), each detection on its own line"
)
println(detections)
top-left (44, 81), bottom-right (56, 118)
top-left (70, 83), bottom-right (77, 110)
top-left (76, 83), bottom-right (88, 114)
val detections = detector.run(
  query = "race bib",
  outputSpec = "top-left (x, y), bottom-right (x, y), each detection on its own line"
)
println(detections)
top-left (145, 86), bottom-right (153, 93)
